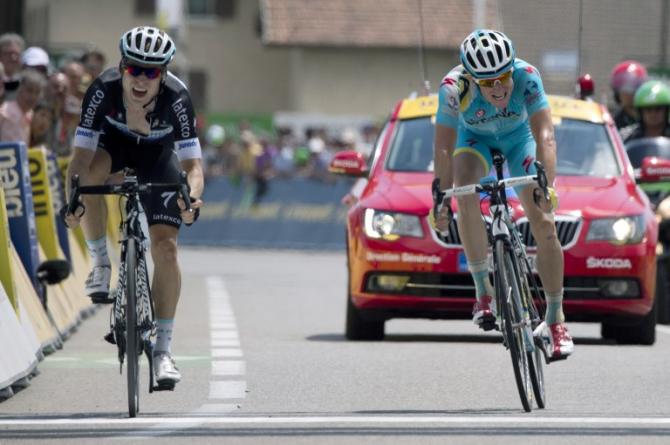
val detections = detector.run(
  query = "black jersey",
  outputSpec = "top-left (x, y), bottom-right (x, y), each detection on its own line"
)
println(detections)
top-left (73, 67), bottom-right (201, 161)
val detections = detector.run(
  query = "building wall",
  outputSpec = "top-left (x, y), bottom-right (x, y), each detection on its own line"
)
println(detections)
top-left (24, 0), bottom-right (670, 118)
top-left (290, 47), bottom-right (456, 118)
top-left (499, 0), bottom-right (670, 104)
top-left (25, 0), bottom-right (292, 114)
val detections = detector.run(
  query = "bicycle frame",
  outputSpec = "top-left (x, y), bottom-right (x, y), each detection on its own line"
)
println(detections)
top-left (67, 171), bottom-right (191, 417)
top-left (443, 150), bottom-right (549, 412)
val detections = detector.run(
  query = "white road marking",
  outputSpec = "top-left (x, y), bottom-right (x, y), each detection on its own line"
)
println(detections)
top-left (195, 404), bottom-right (239, 413)
top-left (3, 415), bottom-right (670, 427)
top-left (211, 339), bottom-right (240, 347)
top-left (212, 348), bottom-right (243, 358)
top-left (209, 381), bottom-right (246, 399)
top-left (212, 360), bottom-right (245, 376)
top-left (211, 331), bottom-right (238, 340)
top-left (656, 325), bottom-right (670, 336)
top-left (211, 322), bottom-right (237, 329)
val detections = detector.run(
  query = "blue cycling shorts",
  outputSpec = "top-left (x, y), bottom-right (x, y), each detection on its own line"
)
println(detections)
top-left (453, 124), bottom-right (537, 179)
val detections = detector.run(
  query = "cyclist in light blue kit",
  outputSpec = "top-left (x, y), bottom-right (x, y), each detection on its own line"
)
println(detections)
top-left (432, 29), bottom-right (573, 360)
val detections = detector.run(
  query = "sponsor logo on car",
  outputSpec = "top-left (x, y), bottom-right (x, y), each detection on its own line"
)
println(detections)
top-left (586, 257), bottom-right (633, 269)
top-left (367, 251), bottom-right (441, 264)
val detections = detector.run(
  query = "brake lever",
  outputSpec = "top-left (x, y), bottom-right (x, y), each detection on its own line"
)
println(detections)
top-left (179, 171), bottom-right (192, 212)
top-left (67, 175), bottom-right (86, 217)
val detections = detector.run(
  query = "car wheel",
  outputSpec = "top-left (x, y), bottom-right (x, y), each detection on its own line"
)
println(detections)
top-left (656, 254), bottom-right (670, 325)
top-left (345, 293), bottom-right (385, 340)
top-left (601, 299), bottom-right (657, 345)
top-left (344, 238), bottom-right (384, 340)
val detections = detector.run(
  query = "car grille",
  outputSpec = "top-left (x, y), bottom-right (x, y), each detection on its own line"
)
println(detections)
top-left (364, 272), bottom-right (641, 300)
top-left (434, 215), bottom-right (582, 249)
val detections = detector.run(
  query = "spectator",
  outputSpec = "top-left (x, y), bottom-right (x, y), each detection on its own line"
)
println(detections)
top-left (45, 71), bottom-right (70, 156)
top-left (0, 69), bottom-right (46, 144)
top-left (621, 80), bottom-right (670, 143)
top-left (29, 100), bottom-right (54, 147)
top-left (203, 124), bottom-right (226, 177)
top-left (273, 127), bottom-right (296, 177)
top-left (59, 61), bottom-right (86, 156)
top-left (0, 33), bottom-right (25, 100)
top-left (81, 49), bottom-right (106, 79)
top-left (0, 61), bottom-right (5, 104)
top-left (610, 60), bottom-right (648, 130)
top-left (22, 46), bottom-right (50, 77)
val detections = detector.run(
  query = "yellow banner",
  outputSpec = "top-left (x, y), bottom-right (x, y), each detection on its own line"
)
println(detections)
top-left (28, 148), bottom-right (61, 260)
top-left (0, 187), bottom-right (18, 312)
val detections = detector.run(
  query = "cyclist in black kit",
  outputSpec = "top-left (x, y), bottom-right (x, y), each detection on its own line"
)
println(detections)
top-left (63, 26), bottom-right (204, 386)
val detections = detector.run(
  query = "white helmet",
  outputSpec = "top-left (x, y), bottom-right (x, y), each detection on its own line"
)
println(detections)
top-left (120, 26), bottom-right (176, 66)
top-left (460, 29), bottom-right (515, 79)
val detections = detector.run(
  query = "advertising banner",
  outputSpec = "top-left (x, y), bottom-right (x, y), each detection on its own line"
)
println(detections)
top-left (28, 148), bottom-right (62, 261)
top-left (46, 152), bottom-right (71, 262)
top-left (0, 142), bottom-right (40, 288)
top-left (0, 187), bottom-right (18, 312)
top-left (178, 177), bottom-right (353, 249)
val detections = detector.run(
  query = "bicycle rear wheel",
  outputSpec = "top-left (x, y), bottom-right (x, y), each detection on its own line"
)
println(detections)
top-left (125, 238), bottom-right (140, 418)
top-left (494, 239), bottom-right (533, 412)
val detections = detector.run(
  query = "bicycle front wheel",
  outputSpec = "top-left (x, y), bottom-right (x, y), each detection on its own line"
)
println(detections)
top-left (125, 238), bottom-right (140, 418)
top-left (513, 254), bottom-right (546, 409)
top-left (494, 239), bottom-right (533, 412)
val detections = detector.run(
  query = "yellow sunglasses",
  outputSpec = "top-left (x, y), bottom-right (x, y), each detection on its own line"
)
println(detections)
top-left (475, 70), bottom-right (513, 88)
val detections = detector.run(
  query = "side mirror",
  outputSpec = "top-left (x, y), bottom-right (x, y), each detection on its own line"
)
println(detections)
top-left (36, 260), bottom-right (71, 285)
top-left (638, 156), bottom-right (670, 183)
top-left (328, 150), bottom-right (368, 177)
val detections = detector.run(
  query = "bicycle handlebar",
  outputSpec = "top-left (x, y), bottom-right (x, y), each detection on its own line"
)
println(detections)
top-left (442, 161), bottom-right (551, 203)
top-left (443, 174), bottom-right (539, 198)
top-left (66, 171), bottom-right (192, 216)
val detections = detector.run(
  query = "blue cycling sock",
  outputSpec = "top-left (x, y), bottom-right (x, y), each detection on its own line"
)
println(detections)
top-left (468, 260), bottom-right (494, 300)
top-left (545, 290), bottom-right (565, 324)
top-left (155, 318), bottom-right (174, 354)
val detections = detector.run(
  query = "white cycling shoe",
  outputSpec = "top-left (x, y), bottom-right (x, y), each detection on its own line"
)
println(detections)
top-left (85, 265), bottom-right (112, 304)
top-left (153, 352), bottom-right (181, 386)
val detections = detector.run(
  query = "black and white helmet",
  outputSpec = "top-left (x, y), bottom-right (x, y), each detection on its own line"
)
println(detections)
top-left (460, 29), bottom-right (515, 79)
top-left (119, 26), bottom-right (176, 66)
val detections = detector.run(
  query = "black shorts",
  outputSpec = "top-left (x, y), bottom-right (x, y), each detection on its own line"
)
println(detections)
top-left (98, 130), bottom-right (183, 229)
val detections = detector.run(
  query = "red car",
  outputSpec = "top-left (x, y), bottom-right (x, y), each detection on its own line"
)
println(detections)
top-left (330, 94), bottom-right (659, 344)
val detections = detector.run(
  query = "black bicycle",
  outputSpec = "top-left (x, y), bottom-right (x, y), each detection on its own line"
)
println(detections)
top-left (67, 170), bottom-right (191, 418)
top-left (441, 151), bottom-right (554, 412)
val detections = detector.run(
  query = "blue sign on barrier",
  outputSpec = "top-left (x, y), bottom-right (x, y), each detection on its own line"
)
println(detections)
top-left (0, 142), bottom-right (40, 288)
top-left (178, 177), bottom-right (354, 249)
top-left (46, 152), bottom-right (71, 262)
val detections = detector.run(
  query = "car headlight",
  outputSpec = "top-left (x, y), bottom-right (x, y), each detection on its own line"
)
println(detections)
top-left (363, 209), bottom-right (424, 240)
top-left (586, 215), bottom-right (646, 244)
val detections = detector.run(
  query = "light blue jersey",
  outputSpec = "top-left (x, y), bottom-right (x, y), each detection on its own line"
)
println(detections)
top-left (435, 59), bottom-right (549, 178)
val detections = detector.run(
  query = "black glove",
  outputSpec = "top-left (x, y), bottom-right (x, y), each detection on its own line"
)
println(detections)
top-left (183, 197), bottom-right (200, 226)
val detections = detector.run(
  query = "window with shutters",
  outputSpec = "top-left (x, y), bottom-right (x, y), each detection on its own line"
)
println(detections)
top-left (188, 69), bottom-right (207, 111)
top-left (135, 0), bottom-right (155, 15)
top-left (188, 0), bottom-right (235, 18)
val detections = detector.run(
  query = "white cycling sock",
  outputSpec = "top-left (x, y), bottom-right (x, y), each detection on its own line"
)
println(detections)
top-left (155, 319), bottom-right (174, 354)
top-left (468, 259), bottom-right (494, 301)
top-left (545, 290), bottom-right (565, 324)
top-left (85, 236), bottom-right (110, 267)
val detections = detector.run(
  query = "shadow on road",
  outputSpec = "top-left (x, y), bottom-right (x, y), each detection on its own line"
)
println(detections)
top-left (307, 333), bottom-right (613, 345)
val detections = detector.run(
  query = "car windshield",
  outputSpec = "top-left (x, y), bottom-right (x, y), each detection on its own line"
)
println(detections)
top-left (385, 116), bottom-right (620, 177)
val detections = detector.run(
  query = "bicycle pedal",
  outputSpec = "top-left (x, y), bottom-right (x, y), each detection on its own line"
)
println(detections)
top-left (103, 331), bottom-right (116, 345)
top-left (479, 319), bottom-right (497, 331)
top-left (546, 353), bottom-right (569, 364)
top-left (90, 293), bottom-right (114, 304)
top-left (153, 382), bottom-right (176, 391)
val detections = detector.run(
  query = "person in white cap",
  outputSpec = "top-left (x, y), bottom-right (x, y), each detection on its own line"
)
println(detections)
top-left (21, 46), bottom-right (50, 76)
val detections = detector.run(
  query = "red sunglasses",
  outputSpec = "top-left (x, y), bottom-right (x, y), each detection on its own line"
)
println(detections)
top-left (124, 64), bottom-right (162, 79)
